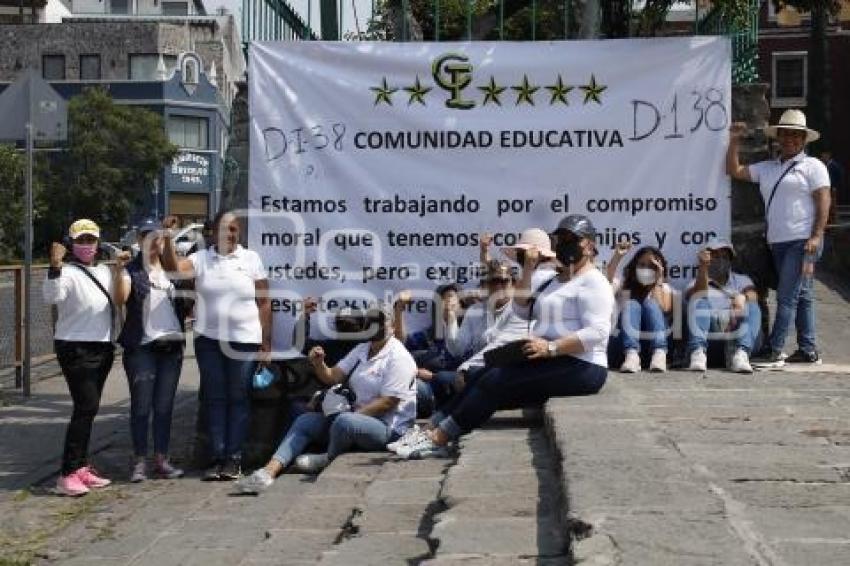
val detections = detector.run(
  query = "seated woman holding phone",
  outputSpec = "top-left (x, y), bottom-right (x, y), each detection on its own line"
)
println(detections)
top-left (400, 215), bottom-right (614, 459)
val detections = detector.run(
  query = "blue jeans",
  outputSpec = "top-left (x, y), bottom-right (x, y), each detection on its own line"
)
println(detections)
top-left (618, 298), bottom-right (668, 353)
top-left (770, 239), bottom-right (820, 353)
top-left (272, 411), bottom-right (398, 466)
top-left (687, 298), bottom-right (761, 354)
top-left (439, 356), bottom-right (606, 439)
top-left (194, 335), bottom-right (258, 463)
top-left (123, 342), bottom-right (183, 457)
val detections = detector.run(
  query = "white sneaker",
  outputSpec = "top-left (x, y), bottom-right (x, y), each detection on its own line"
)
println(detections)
top-left (620, 349), bottom-right (641, 373)
top-left (293, 453), bottom-right (329, 474)
top-left (688, 349), bottom-right (707, 372)
top-left (235, 468), bottom-right (274, 494)
top-left (730, 348), bottom-right (753, 374)
top-left (649, 349), bottom-right (667, 373)
top-left (396, 434), bottom-right (441, 459)
top-left (387, 425), bottom-right (423, 453)
top-left (405, 438), bottom-right (452, 460)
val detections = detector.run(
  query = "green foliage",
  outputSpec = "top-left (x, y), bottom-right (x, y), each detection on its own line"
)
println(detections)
top-left (0, 145), bottom-right (44, 263)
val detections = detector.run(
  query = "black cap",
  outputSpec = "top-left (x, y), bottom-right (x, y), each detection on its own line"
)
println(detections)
top-left (137, 217), bottom-right (160, 235)
top-left (552, 215), bottom-right (596, 239)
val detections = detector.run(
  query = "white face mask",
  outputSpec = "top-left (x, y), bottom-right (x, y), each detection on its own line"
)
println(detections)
top-left (635, 268), bottom-right (657, 286)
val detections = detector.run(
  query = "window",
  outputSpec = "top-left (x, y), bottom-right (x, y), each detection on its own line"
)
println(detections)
top-left (168, 116), bottom-right (209, 149)
top-left (772, 52), bottom-right (807, 107)
top-left (129, 54), bottom-right (177, 80)
top-left (80, 55), bottom-right (101, 80)
top-left (183, 58), bottom-right (198, 84)
top-left (110, 0), bottom-right (129, 14)
top-left (42, 55), bottom-right (65, 80)
top-left (162, 2), bottom-right (189, 15)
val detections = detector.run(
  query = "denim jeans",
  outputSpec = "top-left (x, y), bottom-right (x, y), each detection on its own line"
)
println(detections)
top-left (123, 342), bottom-right (183, 457)
top-left (770, 239), bottom-right (820, 353)
top-left (272, 411), bottom-right (398, 466)
top-left (194, 335), bottom-right (258, 463)
top-left (55, 341), bottom-right (115, 475)
top-left (439, 356), bottom-right (607, 439)
top-left (618, 298), bottom-right (668, 353)
top-left (687, 298), bottom-right (761, 354)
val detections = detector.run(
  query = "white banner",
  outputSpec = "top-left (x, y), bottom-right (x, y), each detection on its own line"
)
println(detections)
top-left (248, 38), bottom-right (732, 354)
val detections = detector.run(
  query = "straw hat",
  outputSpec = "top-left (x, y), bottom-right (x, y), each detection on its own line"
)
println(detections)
top-left (764, 109), bottom-right (820, 144)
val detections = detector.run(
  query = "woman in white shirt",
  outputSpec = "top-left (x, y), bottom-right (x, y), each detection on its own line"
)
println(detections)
top-left (43, 219), bottom-right (122, 496)
top-left (403, 215), bottom-right (614, 459)
top-left (236, 305), bottom-right (416, 494)
top-left (162, 211), bottom-right (272, 481)
top-left (115, 218), bottom-right (189, 483)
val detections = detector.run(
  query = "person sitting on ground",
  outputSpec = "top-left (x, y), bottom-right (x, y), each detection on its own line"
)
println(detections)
top-left (399, 215), bottom-right (614, 459)
top-left (115, 218), bottom-right (191, 482)
top-left (236, 305), bottom-right (416, 493)
top-left (394, 283), bottom-right (466, 418)
top-left (684, 238), bottom-right (760, 374)
top-left (606, 241), bottom-right (674, 373)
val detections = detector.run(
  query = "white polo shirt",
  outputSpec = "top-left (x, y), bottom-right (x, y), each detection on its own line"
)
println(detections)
top-left (189, 245), bottom-right (267, 344)
top-left (749, 152), bottom-right (831, 244)
top-left (336, 337), bottom-right (417, 435)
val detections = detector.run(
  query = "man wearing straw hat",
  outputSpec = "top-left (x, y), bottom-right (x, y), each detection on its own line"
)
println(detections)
top-left (726, 109), bottom-right (831, 367)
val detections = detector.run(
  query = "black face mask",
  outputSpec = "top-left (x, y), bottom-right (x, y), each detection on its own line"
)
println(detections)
top-left (708, 258), bottom-right (731, 281)
top-left (555, 239), bottom-right (584, 265)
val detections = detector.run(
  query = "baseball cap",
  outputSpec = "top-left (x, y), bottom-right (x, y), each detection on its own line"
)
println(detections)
top-left (137, 217), bottom-right (160, 236)
top-left (68, 219), bottom-right (100, 239)
top-left (704, 236), bottom-right (735, 258)
top-left (552, 215), bottom-right (596, 239)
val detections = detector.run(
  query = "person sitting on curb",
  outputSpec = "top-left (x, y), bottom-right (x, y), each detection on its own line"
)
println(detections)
top-left (236, 305), bottom-right (416, 493)
top-left (399, 215), bottom-right (613, 459)
top-left (684, 238), bottom-right (760, 374)
top-left (606, 242), bottom-right (674, 373)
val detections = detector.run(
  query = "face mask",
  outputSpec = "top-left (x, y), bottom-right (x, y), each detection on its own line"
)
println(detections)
top-left (555, 239), bottom-right (584, 265)
top-left (635, 268), bottom-right (657, 286)
top-left (708, 258), bottom-right (731, 281)
top-left (72, 243), bottom-right (98, 263)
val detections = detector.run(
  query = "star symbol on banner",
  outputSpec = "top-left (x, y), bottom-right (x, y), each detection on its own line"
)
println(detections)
top-left (371, 77), bottom-right (398, 106)
top-left (512, 75), bottom-right (540, 106)
top-left (580, 74), bottom-right (607, 105)
top-left (546, 75), bottom-right (574, 106)
top-left (478, 76), bottom-right (507, 107)
top-left (404, 76), bottom-right (432, 106)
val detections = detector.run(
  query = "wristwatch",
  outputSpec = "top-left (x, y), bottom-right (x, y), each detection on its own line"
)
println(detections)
top-left (547, 341), bottom-right (558, 358)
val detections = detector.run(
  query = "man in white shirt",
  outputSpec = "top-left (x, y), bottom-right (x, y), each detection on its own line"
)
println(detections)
top-left (727, 109), bottom-right (831, 367)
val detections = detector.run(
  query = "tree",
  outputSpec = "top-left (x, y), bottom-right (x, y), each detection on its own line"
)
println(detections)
top-left (774, 0), bottom-right (841, 152)
top-left (0, 145), bottom-right (28, 262)
top-left (42, 87), bottom-right (178, 243)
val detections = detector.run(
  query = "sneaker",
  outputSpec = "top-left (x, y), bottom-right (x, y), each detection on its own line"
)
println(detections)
top-left (219, 458), bottom-right (242, 480)
top-left (785, 349), bottom-right (822, 365)
top-left (130, 460), bottom-right (147, 483)
top-left (293, 453), bottom-right (329, 474)
top-left (56, 473), bottom-right (90, 497)
top-left (620, 349), bottom-right (641, 373)
top-left (751, 350), bottom-right (786, 369)
top-left (729, 348), bottom-right (753, 374)
top-left (406, 438), bottom-right (452, 460)
top-left (235, 468), bottom-right (274, 494)
top-left (649, 349), bottom-right (667, 373)
top-left (76, 466), bottom-right (111, 489)
top-left (201, 463), bottom-right (222, 482)
top-left (387, 425), bottom-right (426, 453)
top-left (688, 349), bottom-right (707, 372)
top-left (396, 433), bottom-right (443, 459)
top-left (153, 459), bottom-right (184, 480)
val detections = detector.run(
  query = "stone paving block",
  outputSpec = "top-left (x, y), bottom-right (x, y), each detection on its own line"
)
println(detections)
top-left (375, 458), bottom-right (451, 480)
top-left (175, 547), bottom-right (251, 566)
top-left (318, 533), bottom-right (432, 565)
top-left (67, 528), bottom-right (161, 560)
top-left (442, 470), bottom-right (555, 505)
top-left (746, 507), bottom-right (850, 541)
top-left (421, 555), bottom-right (566, 565)
top-left (723, 481), bottom-right (850, 508)
top-left (310, 474), bottom-right (372, 499)
top-left (442, 493), bottom-right (558, 520)
top-left (55, 557), bottom-right (129, 566)
top-left (352, 502), bottom-right (431, 534)
top-left (431, 515), bottom-right (566, 558)
top-left (364, 477), bottom-right (442, 505)
top-left (319, 452), bottom-right (389, 480)
top-left (278, 494), bottom-right (360, 531)
top-left (774, 541), bottom-right (850, 565)
top-left (246, 529), bottom-right (339, 562)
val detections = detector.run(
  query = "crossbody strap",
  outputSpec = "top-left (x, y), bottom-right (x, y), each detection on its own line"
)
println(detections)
top-left (527, 275), bottom-right (557, 332)
top-left (341, 359), bottom-right (361, 387)
top-left (764, 160), bottom-right (798, 235)
top-left (68, 262), bottom-right (116, 319)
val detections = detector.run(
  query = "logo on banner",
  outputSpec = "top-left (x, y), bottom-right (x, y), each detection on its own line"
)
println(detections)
top-left (371, 52), bottom-right (607, 109)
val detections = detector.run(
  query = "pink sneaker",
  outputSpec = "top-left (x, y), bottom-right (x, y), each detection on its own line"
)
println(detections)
top-left (75, 466), bottom-right (112, 489)
top-left (56, 473), bottom-right (89, 497)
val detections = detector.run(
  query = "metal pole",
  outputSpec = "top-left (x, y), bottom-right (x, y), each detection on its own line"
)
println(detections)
top-left (23, 122), bottom-right (33, 398)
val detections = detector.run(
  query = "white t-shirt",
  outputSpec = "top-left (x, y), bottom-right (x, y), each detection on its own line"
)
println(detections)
top-left (685, 272), bottom-right (755, 312)
top-left (336, 337), bottom-right (417, 435)
top-left (43, 263), bottom-right (113, 342)
top-left (446, 301), bottom-right (534, 372)
top-left (122, 267), bottom-right (182, 344)
top-left (513, 268), bottom-right (614, 367)
top-left (190, 245), bottom-right (267, 344)
top-left (749, 152), bottom-right (831, 244)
